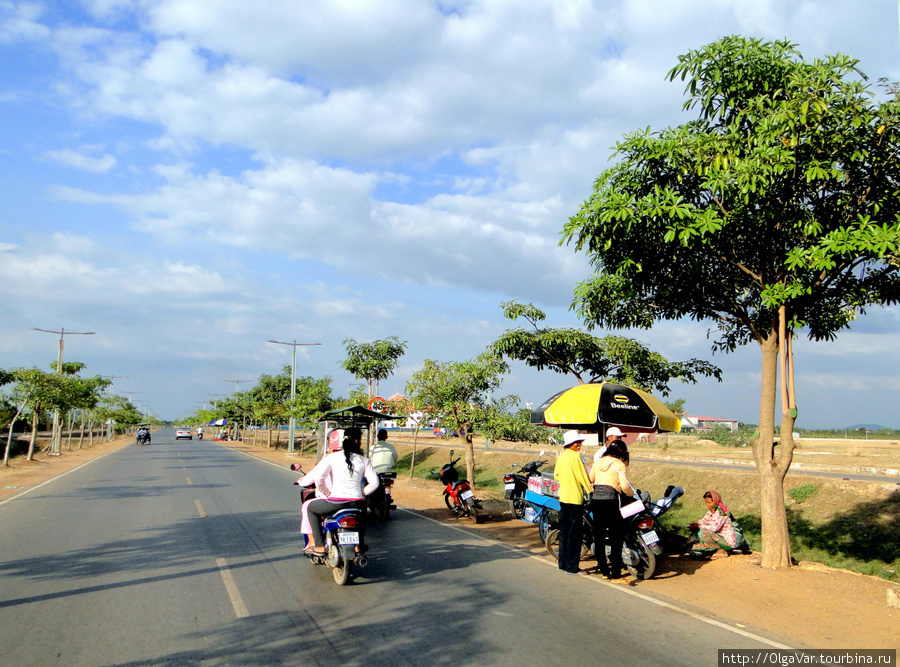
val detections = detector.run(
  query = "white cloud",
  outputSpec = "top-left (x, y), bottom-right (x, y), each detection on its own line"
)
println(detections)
top-left (44, 148), bottom-right (117, 172)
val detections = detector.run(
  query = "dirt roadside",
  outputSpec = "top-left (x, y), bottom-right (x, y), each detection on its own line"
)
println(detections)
top-left (2, 437), bottom-right (897, 649)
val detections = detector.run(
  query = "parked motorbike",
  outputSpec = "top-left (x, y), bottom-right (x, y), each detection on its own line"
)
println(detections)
top-left (620, 485), bottom-right (684, 579)
top-left (290, 463), bottom-right (369, 586)
top-left (545, 485), bottom-right (684, 580)
top-left (503, 451), bottom-right (548, 519)
top-left (367, 471), bottom-right (397, 522)
top-left (432, 450), bottom-right (482, 524)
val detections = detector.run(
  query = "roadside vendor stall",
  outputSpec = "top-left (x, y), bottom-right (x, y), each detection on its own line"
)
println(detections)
top-left (522, 382), bottom-right (682, 534)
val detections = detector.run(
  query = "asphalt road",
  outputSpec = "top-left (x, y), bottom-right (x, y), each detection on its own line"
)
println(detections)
top-left (0, 428), bottom-right (785, 666)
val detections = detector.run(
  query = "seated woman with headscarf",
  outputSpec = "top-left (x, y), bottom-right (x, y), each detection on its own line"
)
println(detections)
top-left (689, 490), bottom-right (738, 559)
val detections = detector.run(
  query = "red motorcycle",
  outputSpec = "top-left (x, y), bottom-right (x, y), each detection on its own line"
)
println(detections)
top-left (432, 450), bottom-right (482, 524)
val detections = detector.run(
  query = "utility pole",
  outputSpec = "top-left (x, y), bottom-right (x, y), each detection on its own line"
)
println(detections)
top-left (30, 327), bottom-right (95, 455)
top-left (267, 340), bottom-right (321, 454)
top-left (223, 379), bottom-right (250, 394)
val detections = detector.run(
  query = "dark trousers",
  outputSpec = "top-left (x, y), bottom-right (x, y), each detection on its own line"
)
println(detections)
top-left (591, 497), bottom-right (625, 578)
top-left (558, 502), bottom-right (584, 573)
top-left (306, 499), bottom-right (366, 548)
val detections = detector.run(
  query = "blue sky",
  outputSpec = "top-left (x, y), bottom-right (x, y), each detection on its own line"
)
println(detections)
top-left (2, 0), bottom-right (899, 428)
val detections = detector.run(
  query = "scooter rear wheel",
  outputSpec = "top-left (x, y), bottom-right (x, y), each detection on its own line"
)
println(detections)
top-left (625, 541), bottom-right (657, 580)
top-left (468, 504), bottom-right (481, 524)
top-left (509, 496), bottom-right (526, 520)
top-left (333, 560), bottom-right (351, 585)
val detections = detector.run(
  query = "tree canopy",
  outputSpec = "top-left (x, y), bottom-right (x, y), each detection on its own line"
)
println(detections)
top-left (341, 336), bottom-right (407, 398)
top-left (562, 35), bottom-right (900, 568)
top-left (490, 300), bottom-right (720, 394)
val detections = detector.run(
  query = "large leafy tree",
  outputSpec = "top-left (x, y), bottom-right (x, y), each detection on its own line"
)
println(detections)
top-left (286, 375), bottom-right (334, 430)
top-left (405, 353), bottom-right (510, 487)
top-left (563, 36), bottom-right (900, 567)
top-left (491, 300), bottom-right (720, 394)
top-left (341, 336), bottom-right (407, 400)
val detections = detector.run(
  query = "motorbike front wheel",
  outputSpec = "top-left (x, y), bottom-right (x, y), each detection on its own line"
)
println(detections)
top-left (624, 540), bottom-right (657, 580)
top-left (443, 492), bottom-right (458, 513)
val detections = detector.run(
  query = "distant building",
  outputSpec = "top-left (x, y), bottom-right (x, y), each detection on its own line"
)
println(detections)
top-left (682, 415), bottom-right (739, 433)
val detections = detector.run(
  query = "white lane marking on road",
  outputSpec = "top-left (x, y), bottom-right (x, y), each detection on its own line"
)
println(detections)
top-left (195, 500), bottom-right (206, 517)
top-left (216, 557), bottom-right (250, 619)
top-left (400, 509), bottom-right (794, 650)
top-left (186, 477), bottom-right (193, 485)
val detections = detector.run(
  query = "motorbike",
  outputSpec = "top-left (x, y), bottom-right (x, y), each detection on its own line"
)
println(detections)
top-left (544, 485), bottom-right (684, 580)
top-left (290, 463), bottom-right (370, 586)
top-left (367, 471), bottom-right (397, 522)
top-left (503, 451), bottom-right (548, 519)
top-left (136, 431), bottom-right (151, 445)
top-left (431, 450), bottom-right (482, 524)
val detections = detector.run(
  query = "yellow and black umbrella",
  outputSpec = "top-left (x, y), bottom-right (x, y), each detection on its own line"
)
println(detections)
top-left (529, 382), bottom-right (680, 432)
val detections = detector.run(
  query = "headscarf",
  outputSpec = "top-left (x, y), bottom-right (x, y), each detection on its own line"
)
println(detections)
top-left (705, 489), bottom-right (728, 515)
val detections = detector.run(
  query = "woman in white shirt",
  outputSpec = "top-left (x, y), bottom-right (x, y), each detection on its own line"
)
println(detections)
top-left (299, 427), bottom-right (379, 555)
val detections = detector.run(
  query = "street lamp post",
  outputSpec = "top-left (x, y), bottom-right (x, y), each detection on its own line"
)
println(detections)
top-left (267, 340), bottom-right (321, 454)
top-left (31, 327), bottom-right (95, 455)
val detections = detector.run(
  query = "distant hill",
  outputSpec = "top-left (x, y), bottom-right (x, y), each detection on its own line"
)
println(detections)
top-left (845, 424), bottom-right (889, 431)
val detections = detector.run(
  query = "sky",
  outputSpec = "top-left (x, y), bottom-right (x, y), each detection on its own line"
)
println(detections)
top-left (1, 0), bottom-right (899, 428)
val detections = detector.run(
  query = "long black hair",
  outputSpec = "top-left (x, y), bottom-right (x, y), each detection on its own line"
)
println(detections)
top-left (605, 439), bottom-right (630, 465)
top-left (342, 427), bottom-right (364, 474)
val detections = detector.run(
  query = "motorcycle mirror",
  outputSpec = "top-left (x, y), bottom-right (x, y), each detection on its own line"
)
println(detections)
top-left (449, 449), bottom-right (454, 457)
top-left (539, 450), bottom-right (545, 456)
top-left (289, 463), bottom-right (303, 471)
top-left (430, 468), bottom-right (437, 476)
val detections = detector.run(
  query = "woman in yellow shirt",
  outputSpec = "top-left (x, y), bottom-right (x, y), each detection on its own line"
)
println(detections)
top-left (554, 430), bottom-right (593, 574)
top-left (589, 440), bottom-right (636, 583)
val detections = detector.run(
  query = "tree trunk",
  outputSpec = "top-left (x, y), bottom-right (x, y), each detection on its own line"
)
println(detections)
top-left (410, 425), bottom-right (420, 479)
top-left (4, 399), bottom-right (29, 466)
top-left (65, 410), bottom-right (74, 450)
top-left (27, 412), bottom-right (38, 461)
top-left (4, 418), bottom-right (18, 466)
top-left (77, 412), bottom-right (85, 449)
top-left (463, 432), bottom-right (475, 489)
top-left (754, 330), bottom-right (793, 568)
top-left (267, 427), bottom-right (273, 448)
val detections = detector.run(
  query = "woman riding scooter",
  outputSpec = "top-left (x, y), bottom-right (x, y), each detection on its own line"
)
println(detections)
top-left (296, 427), bottom-right (379, 555)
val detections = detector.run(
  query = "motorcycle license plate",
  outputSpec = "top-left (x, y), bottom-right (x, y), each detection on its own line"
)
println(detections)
top-left (641, 530), bottom-right (660, 546)
top-left (504, 483), bottom-right (515, 491)
top-left (460, 490), bottom-right (475, 501)
top-left (338, 532), bottom-right (359, 545)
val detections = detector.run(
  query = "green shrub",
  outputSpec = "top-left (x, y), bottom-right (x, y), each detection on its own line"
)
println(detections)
top-left (788, 482), bottom-right (819, 504)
